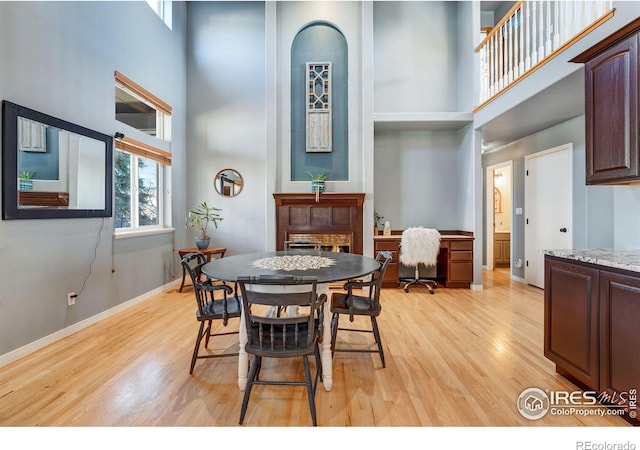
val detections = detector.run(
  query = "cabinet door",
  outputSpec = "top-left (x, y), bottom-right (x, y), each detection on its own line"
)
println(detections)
top-left (374, 239), bottom-right (399, 288)
top-left (544, 257), bottom-right (600, 389)
top-left (503, 241), bottom-right (511, 263)
top-left (493, 241), bottom-right (504, 264)
top-left (599, 270), bottom-right (640, 406)
top-left (585, 34), bottom-right (639, 184)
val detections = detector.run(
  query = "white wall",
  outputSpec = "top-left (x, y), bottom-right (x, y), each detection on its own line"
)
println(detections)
top-left (0, 1), bottom-right (188, 358)
top-left (373, 1), bottom-right (459, 113)
top-left (482, 116), bottom-right (619, 279)
top-left (374, 129), bottom-right (463, 229)
top-left (186, 1), bottom-right (266, 256)
top-left (614, 186), bottom-right (640, 248)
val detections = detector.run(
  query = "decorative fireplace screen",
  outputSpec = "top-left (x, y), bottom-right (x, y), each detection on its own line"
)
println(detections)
top-left (288, 233), bottom-right (351, 253)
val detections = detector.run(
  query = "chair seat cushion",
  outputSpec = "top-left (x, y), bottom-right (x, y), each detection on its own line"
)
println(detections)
top-left (331, 292), bottom-right (380, 316)
top-left (196, 298), bottom-right (242, 319)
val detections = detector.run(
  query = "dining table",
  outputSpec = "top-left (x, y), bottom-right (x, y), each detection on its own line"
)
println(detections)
top-left (201, 249), bottom-right (381, 391)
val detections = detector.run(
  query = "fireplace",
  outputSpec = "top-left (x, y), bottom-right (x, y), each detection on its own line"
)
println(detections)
top-left (273, 193), bottom-right (365, 254)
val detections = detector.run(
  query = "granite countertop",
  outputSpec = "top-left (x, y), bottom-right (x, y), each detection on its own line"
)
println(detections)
top-left (542, 248), bottom-right (640, 273)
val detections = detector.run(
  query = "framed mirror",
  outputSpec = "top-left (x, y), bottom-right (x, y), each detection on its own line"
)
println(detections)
top-left (2, 101), bottom-right (113, 219)
top-left (214, 168), bottom-right (243, 197)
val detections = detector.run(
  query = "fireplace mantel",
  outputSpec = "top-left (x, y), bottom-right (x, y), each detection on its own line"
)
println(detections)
top-left (273, 193), bottom-right (365, 254)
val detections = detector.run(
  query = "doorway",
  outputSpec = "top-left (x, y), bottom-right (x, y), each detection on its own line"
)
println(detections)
top-left (486, 161), bottom-right (513, 273)
top-left (524, 144), bottom-right (573, 289)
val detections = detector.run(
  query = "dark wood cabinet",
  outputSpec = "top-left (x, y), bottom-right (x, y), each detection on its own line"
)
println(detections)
top-left (373, 238), bottom-right (399, 288)
top-left (572, 18), bottom-right (640, 185)
top-left (544, 255), bottom-right (640, 424)
top-left (599, 271), bottom-right (640, 407)
top-left (544, 256), bottom-right (600, 390)
top-left (273, 193), bottom-right (364, 254)
top-left (445, 239), bottom-right (474, 288)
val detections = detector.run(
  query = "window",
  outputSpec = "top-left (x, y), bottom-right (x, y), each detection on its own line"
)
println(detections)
top-left (146, 0), bottom-right (172, 29)
top-left (115, 71), bottom-right (171, 141)
top-left (114, 72), bottom-right (172, 234)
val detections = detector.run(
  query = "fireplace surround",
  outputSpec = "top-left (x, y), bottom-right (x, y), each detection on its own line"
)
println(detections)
top-left (273, 193), bottom-right (365, 254)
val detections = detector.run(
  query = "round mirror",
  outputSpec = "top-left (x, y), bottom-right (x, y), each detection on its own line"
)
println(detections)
top-left (214, 168), bottom-right (244, 197)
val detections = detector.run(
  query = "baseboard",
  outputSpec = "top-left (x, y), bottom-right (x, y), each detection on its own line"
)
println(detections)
top-left (0, 279), bottom-right (180, 369)
top-left (470, 283), bottom-right (483, 290)
top-left (510, 274), bottom-right (527, 284)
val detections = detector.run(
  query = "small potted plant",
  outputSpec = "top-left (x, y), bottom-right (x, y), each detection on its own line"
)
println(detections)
top-left (186, 201), bottom-right (223, 250)
top-left (307, 171), bottom-right (326, 194)
top-left (19, 170), bottom-right (36, 191)
top-left (374, 211), bottom-right (384, 234)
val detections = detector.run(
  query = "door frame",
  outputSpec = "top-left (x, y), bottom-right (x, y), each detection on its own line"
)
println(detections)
top-left (485, 160), bottom-right (513, 271)
top-left (524, 143), bottom-right (573, 288)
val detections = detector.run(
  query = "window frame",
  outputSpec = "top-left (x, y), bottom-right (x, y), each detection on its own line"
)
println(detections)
top-left (114, 72), bottom-right (172, 236)
top-left (146, 0), bottom-right (173, 30)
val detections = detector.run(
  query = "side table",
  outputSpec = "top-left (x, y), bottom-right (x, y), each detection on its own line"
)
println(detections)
top-left (177, 246), bottom-right (227, 292)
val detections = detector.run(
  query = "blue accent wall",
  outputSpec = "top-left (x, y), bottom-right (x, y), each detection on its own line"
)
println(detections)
top-left (290, 22), bottom-right (348, 181)
top-left (19, 127), bottom-right (60, 180)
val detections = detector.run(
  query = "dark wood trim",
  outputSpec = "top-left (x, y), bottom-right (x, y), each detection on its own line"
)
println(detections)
top-left (273, 192), bottom-right (365, 207)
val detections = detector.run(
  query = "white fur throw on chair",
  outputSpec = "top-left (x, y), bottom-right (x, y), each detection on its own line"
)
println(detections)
top-left (400, 227), bottom-right (441, 267)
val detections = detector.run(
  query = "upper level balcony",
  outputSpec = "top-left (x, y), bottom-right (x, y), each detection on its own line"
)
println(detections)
top-left (476, 0), bottom-right (615, 110)
top-left (473, 1), bottom-right (640, 153)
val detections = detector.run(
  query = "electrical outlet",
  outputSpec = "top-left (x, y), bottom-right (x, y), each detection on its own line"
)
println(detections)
top-left (67, 292), bottom-right (76, 306)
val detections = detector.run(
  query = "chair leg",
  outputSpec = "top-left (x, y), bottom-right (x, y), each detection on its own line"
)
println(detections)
top-left (402, 278), bottom-right (437, 294)
top-left (303, 355), bottom-right (318, 426)
top-left (190, 321), bottom-right (206, 374)
top-left (255, 354), bottom-right (262, 381)
top-left (313, 342), bottom-right (322, 389)
top-left (370, 317), bottom-right (386, 368)
top-left (204, 320), bottom-right (213, 347)
top-left (239, 355), bottom-right (260, 425)
top-left (402, 265), bottom-right (437, 294)
top-left (330, 313), bottom-right (339, 356)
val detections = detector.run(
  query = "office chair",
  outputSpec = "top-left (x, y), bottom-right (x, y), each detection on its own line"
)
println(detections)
top-left (399, 227), bottom-right (440, 294)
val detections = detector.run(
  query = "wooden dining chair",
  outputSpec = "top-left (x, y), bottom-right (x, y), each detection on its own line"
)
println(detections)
top-left (330, 251), bottom-right (392, 368)
top-left (181, 253), bottom-right (241, 374)
top-left (236, 275), bottom-right (327, 426)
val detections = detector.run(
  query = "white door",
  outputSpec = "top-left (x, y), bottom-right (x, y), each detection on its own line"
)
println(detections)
top-left (525, 144), bottom-right (573, 289)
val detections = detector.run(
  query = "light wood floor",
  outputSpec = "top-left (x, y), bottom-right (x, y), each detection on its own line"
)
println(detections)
top-left (0, 270), bottom-right (629, 427)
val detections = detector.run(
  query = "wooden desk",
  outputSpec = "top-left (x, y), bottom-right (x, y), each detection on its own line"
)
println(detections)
top-left (373, 230), bottom-right (474, 289)
top-left (177, 246), bottom-right (227, 292)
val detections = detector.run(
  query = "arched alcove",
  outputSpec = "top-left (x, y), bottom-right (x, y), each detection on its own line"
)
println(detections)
top-left (290, 22), bottom-right (348, 181)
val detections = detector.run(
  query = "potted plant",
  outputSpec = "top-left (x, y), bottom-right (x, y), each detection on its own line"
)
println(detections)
top-left (374, 211), bottom-right (384, 234)
top-left (186, 201), bottom-right (223, 250)
top-left (307, 171), bottom-right (326, 194)
top-left (19, 171), bottom-right (36, 191)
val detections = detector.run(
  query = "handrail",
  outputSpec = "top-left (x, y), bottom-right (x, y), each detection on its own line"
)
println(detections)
top-left (475, 0), bottom-right (614, 109)
top-left (475, 1), bottom-right (525, 53)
